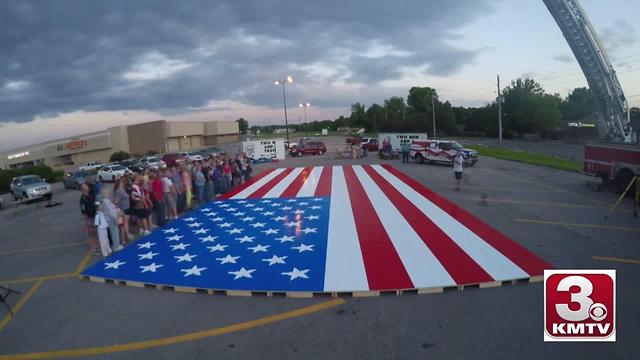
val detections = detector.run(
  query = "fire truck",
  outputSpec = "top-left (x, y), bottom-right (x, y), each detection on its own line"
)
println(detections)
top-left (545, 0), bottom-right (639, 193)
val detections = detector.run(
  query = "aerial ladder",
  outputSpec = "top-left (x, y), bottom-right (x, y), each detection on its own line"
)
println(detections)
top-left (544, 0), bottom-right (636, 144)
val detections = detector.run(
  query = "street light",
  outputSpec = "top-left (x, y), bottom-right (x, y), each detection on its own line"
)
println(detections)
top-left (298, 102), bottom-right (310, 124)
top-left (273, 76), bottom-right (293, 144)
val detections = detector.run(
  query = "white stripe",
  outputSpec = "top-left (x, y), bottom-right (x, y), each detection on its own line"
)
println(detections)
top-left (324, 166), bottom-right (369, 292)
top-left (296, 166), bottom-right (324, 197)
top-left (352, 165), bottom-right (456, 288)
top-left (371, 164), bottom-right (529, 281)
top-left (231, 168), bottom-right (286, 199)
top-left (263, 167), bottom-right (304, 198)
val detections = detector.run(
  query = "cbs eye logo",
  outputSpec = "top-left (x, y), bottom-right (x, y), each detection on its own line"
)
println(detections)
top-left (544, 270), bottom-right (616, 342)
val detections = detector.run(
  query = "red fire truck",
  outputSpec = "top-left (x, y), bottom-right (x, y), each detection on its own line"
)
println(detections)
top-left (583, 143), bottom-right (640, 192)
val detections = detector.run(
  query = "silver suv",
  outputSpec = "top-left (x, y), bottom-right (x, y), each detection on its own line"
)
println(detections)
top-left (10, 175), bottom-right (52, 201)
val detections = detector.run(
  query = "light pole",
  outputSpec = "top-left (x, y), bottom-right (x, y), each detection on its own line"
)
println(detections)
top-left (431, 90), bottom-right (437, 139)
top-left (299, 102), bottom-right (310, 123)
top-left (273, 76), bottom-right (293, 145)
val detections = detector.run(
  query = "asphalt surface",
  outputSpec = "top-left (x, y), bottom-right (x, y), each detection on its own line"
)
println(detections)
top-left (451, 136), bottom-right (585, 161)
top-left (1, 140), bottom-right (638, 359)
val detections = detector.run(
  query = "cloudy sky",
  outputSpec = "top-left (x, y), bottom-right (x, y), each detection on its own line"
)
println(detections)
top-left (0, 0), bottom-right (638, 151)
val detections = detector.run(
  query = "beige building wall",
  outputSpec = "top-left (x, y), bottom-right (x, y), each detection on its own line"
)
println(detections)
top-left (204, 120), bottom-right (239, 135)
top-left (127, 120), bottom-right (167, 156)
top-left (204, 134), bottom-right (240, 146)
top-left (109, 125), bottom-right (130, 153)
top-left (166, 121), bottom-right (204, 137)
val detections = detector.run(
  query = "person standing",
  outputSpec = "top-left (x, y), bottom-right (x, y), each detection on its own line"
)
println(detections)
top-left (401, 142), bottom-right (411, 163)
top-left (131, 175), bottom-right (151, 235)
top-left (453, 151), bottom-right (464, 191)
top-left (181, 165), bottom-right (193, 210)
top-left (99, 187), bottom-right (122, 252)
top-left (171, 167), bottom-right (185, 214)
top-left (114, 178), bottom-right (134, 242)
top-left (194, 164), bottom-right (206, 205)
top-left (79, 184), bottom-right (100, 255)
top-left (161, 170), bottom-right (177, 220)
top-left (149, 171), bottom-right (166, 227)
top-left (94, 204), bottom-right (112, 257)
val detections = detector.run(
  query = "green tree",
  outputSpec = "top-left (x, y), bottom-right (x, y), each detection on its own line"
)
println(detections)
top-left (502, 78), bottom-right (560, 136)
top-left (365, 103), bottom-right (385, 132)
top-left (349, 103), bottom-right (367, 128)
top-left (382, 96), bottom-right (406, 130)
top-left (560, 87), bottom-right (597, 123)
top-left (109, 151), bottom-right (130, 162)
top-left (235, 118), bottom-right (248, 133)
top-left (407, 86), bottom-right (437, 114)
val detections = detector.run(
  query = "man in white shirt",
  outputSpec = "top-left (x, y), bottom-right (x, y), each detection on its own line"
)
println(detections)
top-left (161, 170), bottom-right (177, 220)
top-left (453, 151), bottom-right (464, 191)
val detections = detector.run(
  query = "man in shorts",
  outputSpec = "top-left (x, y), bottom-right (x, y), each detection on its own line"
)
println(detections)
top-left (161, 169), bottom-right (177, 220)
top-left (453, 150), bottom-right (464, 191)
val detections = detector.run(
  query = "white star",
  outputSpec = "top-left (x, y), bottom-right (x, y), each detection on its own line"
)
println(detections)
top-left (284, 221), bottom-right (300, 227)
top-left (300, 227), bottom-right (318, 234)
top-left (298, 202), bottom-right (309, 206)
top-left (292, 243), bottom-right (314, 253)
top-left (262, 255), bottom-right (287, 266)
top-left (219, 203), bottom-right (230, 208)
top-left (262, 228), bottom-right (278, 235)
top-left (137, 241), bottom-right (155, 249)
top-left (174, 253), bottom-right (197, 262)
top-left (237, 200), bottom-right (247, 204)
top-left (281, 267), bottom-right (310, 280)
top-left (263, 211), bottom-right (275, 216)
top-left (227, 228), bottom-right (243, 234)
top-left (204, 212), bottom-right (219, 217)
top-left (261, 199), bottom-right (272, 203)
top-left (193, 228), bottom-right (209, 235)
top-left (228, 267), bottom-right (256, 280)
top-left (166, 235), bottom-right (183, 242)
top-left (218, 222), bottom-right (233, 228)
top-left (250, 222), bottom-right (266, 228)
top-left (210, 217), bottom-right (224, 222)
top-left (240, 216), bottom-right (255, 222)
top-left (232, 212), bottom-right (246, 216)
top-left (312, 198), bottom-right (323, 202)
top-left (294, 209), bottom-right (305, 214)
top-left (170, 243), bottom-right (190, 251)
top-left (271, 202), bottom-right (281, 207)
top-left (310, 205), bottom-right (322, 210)
top-left (187, 222), bottom-right (202, 228)
top-left (273, 216), bottom-right (287, 221)
top-left (235, 235), bottom-right (255, 243)
top-left (281, 206), bottom-right (292, 211)
top-left (305, 215), bottom-right (320, 220)
top-left (214, 201), bottom-right (224, 204)
top-left (216, 254), bottom-right (240, 264)
top-left (244, 203), bottom-right (255, 208)
top-left (207, 244), bottom-right (228, 252)
top-left (181, 265), bottom-right (207, 277)
top-left (163, 227), bottom-right (178, 234)
top-left (183, 217), bottom-right (197, 222)
top-left (199, 235), bottom-right (218, 243)
top-left (104, 260), bottom-right (126, 269)
top-left (200, 208), bottom-right (213, 212)
top-left (140, 262), bottom-right (163, 273)
top-left (275, 235), bottom-right (295, 243)
top-left (286, 199), bottom-right (297, 203)
top-left (248, 244), bottom-right (270, 253)
top-left (253, 207), bottom-right (265, 211)
top-left (225, 207), bottom-right (238, 212)
top-left (138, 251), bottom-right (158, 260)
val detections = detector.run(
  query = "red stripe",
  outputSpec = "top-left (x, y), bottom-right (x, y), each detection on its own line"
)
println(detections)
top-left (314, 166), bottom-right (332, 196)
top-left (279, 167), bottom-right (314, 198)
top-left (220, 168), bottom-right (275, 199)
top-left (342, 165), bottom-right (413, 290)
top-left (381, 164), bottom-right (551, 276)
top-left (246, 168), bottom-right (295, 198)
top-left (362, 165), bottom-right (493, 284)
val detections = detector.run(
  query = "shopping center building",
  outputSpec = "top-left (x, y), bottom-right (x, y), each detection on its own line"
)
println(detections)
top-left (0, 119), bottom-right (239, 169)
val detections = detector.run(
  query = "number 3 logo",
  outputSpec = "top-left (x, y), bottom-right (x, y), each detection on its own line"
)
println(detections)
top-left (555, 275), bottom-right (593, 321)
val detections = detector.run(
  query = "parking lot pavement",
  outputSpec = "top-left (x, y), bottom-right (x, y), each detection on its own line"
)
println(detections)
top-left (0, 153), bottom-right (638, 359)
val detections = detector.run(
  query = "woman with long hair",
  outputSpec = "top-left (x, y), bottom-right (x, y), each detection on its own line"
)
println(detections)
top-left (131, 175), bottom-right (151, 235)
top-left (114, 177), bottom-right (134, 243)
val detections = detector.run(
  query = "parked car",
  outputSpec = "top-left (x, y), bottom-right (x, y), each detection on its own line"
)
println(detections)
top-left (180, 152), bottom-right (203, 161)
top-left (289, 141), bottom-right (327, 157)
top-left (284, 140), bottom-right (298, 149)
top-left (10, 175), bottom-right (52, 201)
top-left (97, 165), bottom-right (131, 182)
top-left (63, 170), bottom-right (91, 189)
top-left (79, 161), bottom-right (104, 171)
top-left (409, 140), bottom-right (478, 166)
top-left (119, 159), bottom-right (144, 173)
top-left (202, 146), bottom-right (226, 158)
top-left (360, 138), bottom-right (379, 151)
top-left (145, 157), bottom-right (166, 170)
top-left (162, 153), bottom-right (188, 167)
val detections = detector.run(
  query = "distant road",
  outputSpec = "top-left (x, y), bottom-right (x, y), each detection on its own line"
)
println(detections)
top-left (453, 137), bottom-right (585, 161)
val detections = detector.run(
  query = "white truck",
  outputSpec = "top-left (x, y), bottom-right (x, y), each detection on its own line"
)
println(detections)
top-left (79, 161), bottom-right (104, 171)
top-left (378, 133), bottom-right (428, 151)
top-left (242, 139), bottom-right (286, 161)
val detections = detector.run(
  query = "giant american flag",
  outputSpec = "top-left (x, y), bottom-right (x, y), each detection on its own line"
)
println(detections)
top-left (82, 164), bottom-right (550, 293)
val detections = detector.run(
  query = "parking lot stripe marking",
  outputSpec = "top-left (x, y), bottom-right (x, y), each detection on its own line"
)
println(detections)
top-left (73, 250), bottom-right (93, 275)
top-left (0, 241), bottom-right (85, 256)
top-left (0, 280), bottom-right (44, 332)
top-left (514, 218), bottom-right (640, 232)
top-left (592, 256), bottom-right (640, 264)
top-left (0, 298), bottom-right (346, 360)
top-left (1, 273), bottom-right (74, 285)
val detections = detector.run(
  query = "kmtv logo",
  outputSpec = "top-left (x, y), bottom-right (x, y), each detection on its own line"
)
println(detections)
top-left (544, 270), bottom-right (616, 342)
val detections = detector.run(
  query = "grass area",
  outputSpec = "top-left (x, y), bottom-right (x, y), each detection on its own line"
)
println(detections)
top-left (466, 144), bottom-right (582, 172)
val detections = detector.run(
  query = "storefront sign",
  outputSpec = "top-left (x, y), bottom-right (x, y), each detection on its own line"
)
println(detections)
top-left (7, 151), bottom-right (29, 160)
top-left (57, 139), bottom-right (88, 151)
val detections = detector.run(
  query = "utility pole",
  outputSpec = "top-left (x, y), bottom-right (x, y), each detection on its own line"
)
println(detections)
top-left (431, 91), bottom-right (436, 139)
top-left (497, 75), bottom-right (503, 146)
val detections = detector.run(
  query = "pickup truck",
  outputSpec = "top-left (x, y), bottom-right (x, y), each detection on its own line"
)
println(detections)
top-left (79, 161), bottom-right (104, 171)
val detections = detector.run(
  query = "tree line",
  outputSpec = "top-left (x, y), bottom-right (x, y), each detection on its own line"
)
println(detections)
top-left (246, 77), bottom-right (639, 138)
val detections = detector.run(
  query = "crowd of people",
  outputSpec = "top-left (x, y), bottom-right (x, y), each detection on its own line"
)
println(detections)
top-left (79, 153), bottom-right (253, 256)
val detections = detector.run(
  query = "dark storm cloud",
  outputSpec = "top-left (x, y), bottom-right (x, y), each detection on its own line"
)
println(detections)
top-left (0, 0), bottom-right (493, 123)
